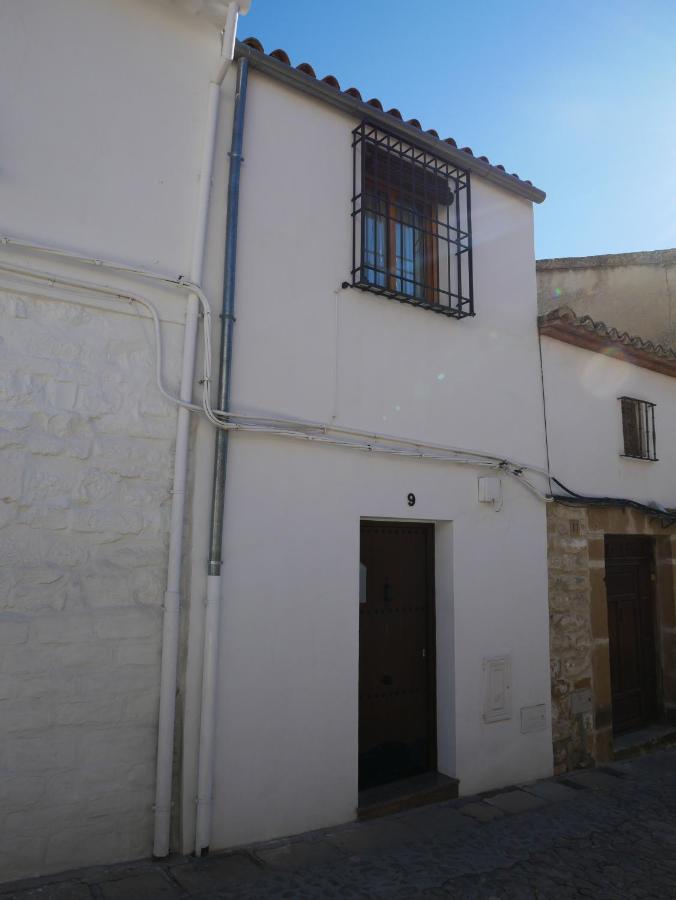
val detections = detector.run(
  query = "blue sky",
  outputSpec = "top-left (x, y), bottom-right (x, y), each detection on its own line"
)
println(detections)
top-left (240, 0), bottom-right (676, 260)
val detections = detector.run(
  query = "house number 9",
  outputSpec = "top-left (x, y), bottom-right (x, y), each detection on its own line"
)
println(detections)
top-left (407, 493), bottom-right (416, 507)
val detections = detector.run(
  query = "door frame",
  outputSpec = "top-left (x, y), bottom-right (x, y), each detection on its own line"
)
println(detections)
top-left (359, 519), bottom-right (438, 780)
top-left (604, 534), bottom-right (658, 733)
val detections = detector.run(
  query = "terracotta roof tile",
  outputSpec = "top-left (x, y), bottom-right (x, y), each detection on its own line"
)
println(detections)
top-left (270, 48), bottom-right (290, 65)
top-left (543, 307), bottom-right (676, 358)
top-left (538, 306), bottom-right (676, 377)
top-left (238, 37), bottom-right (539, 194)
top-left (243, 36), bottom-right (264, 52)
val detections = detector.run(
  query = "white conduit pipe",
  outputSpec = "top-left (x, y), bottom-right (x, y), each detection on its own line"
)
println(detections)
top-left (0, 251), bottom-right (553, 510)
top-left (0, 234), bottom-right (194, 285)
top-left (0, 7), bottom-right (241, 861)
top-left (0, 258), bottom-right (213, 409)
top-left (153, 1), bottom-right (241, 859)
top-left (0, 236), bottom-right (552, 489)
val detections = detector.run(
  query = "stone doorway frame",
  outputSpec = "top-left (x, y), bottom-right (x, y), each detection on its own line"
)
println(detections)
top-left (547, 503), bottom-right (676, 773)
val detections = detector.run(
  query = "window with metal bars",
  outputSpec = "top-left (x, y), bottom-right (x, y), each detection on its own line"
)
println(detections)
top-left (620, 397), bottom-right (657, 461)
top-left (351, 121), bottom-right (474, 318)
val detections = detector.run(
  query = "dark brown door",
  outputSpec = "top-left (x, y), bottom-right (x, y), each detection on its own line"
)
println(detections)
top-left (359, 522), bottom-right (436, 790)
top-left (605, 535), bottom-right (656, 734)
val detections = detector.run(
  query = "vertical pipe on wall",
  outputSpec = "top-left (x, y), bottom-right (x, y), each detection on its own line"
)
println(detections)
top-left (153, 3), bottom-right (242, 860)
top-left (194, 56), bottom-right (249, 857)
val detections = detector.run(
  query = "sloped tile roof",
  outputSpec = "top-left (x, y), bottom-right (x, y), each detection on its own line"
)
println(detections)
top-left (236, 37), bottom-right (544, 203)
top-left (538, 306), bottom-right (676, 377)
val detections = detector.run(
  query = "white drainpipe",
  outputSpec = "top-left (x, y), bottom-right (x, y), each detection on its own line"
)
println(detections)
top-left (153, 0), bottom-right (245, 859)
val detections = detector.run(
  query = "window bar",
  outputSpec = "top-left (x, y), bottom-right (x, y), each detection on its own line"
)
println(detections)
top-left (352, 125), bottom-right (357, 285)
top-left (429, 162), bottom-right (438, 305)
top-left (399, 133), bottom-right (407, 297)
top-left (408, 138), bottom-right (414, 299)
top-left (386, 134), bottom-right (392, 291)
top-left (350, 121), bottom-right (473, 317)
top-left (455, 171), bottom-right (462, 315)
top-left (466, 173), bottom-right (474, 316)
top-left (359, 123), bottom-right (371, 282)
top-left (651, 403), bottom-right (657, 460)
top-left (446, 169), bottom-right (452, 312)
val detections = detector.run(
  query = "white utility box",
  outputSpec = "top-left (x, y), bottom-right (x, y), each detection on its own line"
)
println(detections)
top-left (478, 476), bottom-right (502, 505)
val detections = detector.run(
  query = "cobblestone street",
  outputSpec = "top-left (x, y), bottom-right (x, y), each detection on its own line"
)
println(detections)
top-left (3, 747), bottom-right (676, 899)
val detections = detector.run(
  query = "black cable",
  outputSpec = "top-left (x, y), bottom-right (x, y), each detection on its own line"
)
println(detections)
top-left (537, 331), bottom-right (553, 494)
top-left (551, 477), bottom-right (676, 528)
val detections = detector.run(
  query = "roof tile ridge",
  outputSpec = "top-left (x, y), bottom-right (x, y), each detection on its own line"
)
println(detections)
top-left (238, 36), bottom-right (534, 191)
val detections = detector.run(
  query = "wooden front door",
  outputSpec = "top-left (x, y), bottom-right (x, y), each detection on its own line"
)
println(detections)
top-left (605, 535), bottom-right (656, 734)
top-left (358, 522), bottom-right (436, 790)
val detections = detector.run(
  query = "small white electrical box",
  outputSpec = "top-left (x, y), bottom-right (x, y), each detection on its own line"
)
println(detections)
top-left (483, 655), bottom-right (512, 723)
top-left (478, 477), bottom-right (502, 505)
top-left (520, 704), bottom-right (547, 733)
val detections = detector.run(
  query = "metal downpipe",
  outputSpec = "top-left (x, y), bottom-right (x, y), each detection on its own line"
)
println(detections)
top-left (194, 56), bottom-right (249, 857)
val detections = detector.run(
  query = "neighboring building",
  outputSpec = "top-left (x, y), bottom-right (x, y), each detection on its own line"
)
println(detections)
top-left (539, 306), bottom-right (676, 773)
top-left (0, 2), bottom-right (555, 882)
top-left (537, 249), bottom-right (676, 350)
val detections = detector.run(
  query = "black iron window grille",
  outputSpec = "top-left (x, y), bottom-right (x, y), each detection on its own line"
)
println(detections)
top-left (620, 397), bottom-right (657, 461)
top-left (351, 121), bottom-right (474, 319)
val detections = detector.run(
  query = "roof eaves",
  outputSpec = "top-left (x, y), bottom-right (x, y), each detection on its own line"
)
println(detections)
top-left (538, 306), bottom-right (676, 378)
top-left (234, 39), bottom-right (546, 205)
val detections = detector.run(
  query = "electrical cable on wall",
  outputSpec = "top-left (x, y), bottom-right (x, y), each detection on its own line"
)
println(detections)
top-left (2, 238), bottom-right (674, 522)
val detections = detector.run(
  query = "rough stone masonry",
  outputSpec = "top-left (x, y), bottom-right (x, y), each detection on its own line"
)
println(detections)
top-left (547, 501), bottom-right (676, 774)
top-left (0, 287), bottom-right (182, 882)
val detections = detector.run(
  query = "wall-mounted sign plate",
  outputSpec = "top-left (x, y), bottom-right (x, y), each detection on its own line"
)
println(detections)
top-left (520, 704), bottom-right (547, 734)
top-left (482, 655), bottom-right (512, 723)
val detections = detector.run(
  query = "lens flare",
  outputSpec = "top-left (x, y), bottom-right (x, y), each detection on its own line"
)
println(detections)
top-left (580, 351), bottom-right (629, 398)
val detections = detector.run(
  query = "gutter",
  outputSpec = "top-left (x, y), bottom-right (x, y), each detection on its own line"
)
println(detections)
top-left (194, 55), bottom-right (249, 858)
top-left (233, 40), bottom-right (546, 205)
top-left (152, 1), bottom-right (246, 861)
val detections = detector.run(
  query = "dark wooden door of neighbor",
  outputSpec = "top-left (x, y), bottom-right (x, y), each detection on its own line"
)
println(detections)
top-left (605, 535), bottom-right (656, 734)
top-left (359, 522), bottom-right (436, 791)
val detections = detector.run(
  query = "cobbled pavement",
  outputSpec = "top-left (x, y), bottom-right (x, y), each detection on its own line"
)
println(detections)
top-left (2, 747), bottom-right (676, 899)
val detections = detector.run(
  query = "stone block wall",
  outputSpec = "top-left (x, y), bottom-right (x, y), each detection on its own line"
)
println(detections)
top-left (0, 287), bottom-right (180, 882)
top-left (547, 502), bottom-right (676, 775)
top-left (547, 504), bottom-right (595, 773)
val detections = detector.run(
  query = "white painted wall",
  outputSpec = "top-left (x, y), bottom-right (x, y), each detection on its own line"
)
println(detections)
top-left (0, 276), bottom-right (184, 881)
top-left (541, 336), bottom-right (676, 507)
top-left (0, 0), bottom-right (233, 882)
top-left (0, 0), bottom-right (221, 274)
top-left (0, 0), bottom-right (553, 876)
top-left (181, 70), bottom-right (553, 852)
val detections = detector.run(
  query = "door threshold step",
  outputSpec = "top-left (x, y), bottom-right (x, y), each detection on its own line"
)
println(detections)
top-left (613, 723), bottom-right (676, 759)
top-left (358, 772), bottom-right (459, 821)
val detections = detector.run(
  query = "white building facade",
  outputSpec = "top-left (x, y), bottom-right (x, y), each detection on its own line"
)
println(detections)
top-left (539, 307), bottom-right (676, 773)
top-left (0, 1), bottom-right (554, 882)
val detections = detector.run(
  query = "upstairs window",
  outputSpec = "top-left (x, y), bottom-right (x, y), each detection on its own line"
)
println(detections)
top-left (351, 122), bottom-right (474, 319)
top-left (620, 397), bottom-right (657, 461)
